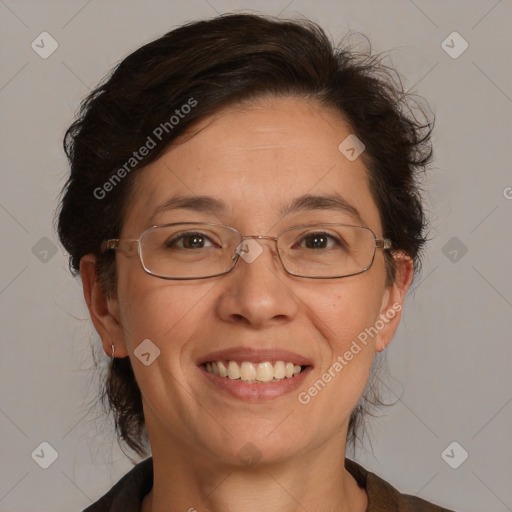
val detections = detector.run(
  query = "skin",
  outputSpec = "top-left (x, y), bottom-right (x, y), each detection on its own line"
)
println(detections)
top-left (81, 96), bottom-right (413, 512)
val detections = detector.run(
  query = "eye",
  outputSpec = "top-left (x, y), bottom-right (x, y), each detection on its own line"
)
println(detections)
top-left (165, 232), bottom-right (218, 249)
top-left (297, 232), bottom-right (345, 250)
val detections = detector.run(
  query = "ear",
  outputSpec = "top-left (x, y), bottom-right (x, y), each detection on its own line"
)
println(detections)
top-left (374, 251), bottom-right (414, 352)
top-left (80, 254), bottom-right (129, 358)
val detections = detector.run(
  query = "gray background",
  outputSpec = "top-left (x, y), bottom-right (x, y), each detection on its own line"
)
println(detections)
top-left (1, 1), bottom-right (511, 511)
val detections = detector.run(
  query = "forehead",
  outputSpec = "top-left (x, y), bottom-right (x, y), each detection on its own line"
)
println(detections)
top-left (123, 97), bottom-right (381, 235)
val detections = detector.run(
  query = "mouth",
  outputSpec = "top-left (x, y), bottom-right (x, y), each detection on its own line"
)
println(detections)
top-left (202, 360), bottom-right (307, 383)
top-left (197, 347), bottom-right (313, 400)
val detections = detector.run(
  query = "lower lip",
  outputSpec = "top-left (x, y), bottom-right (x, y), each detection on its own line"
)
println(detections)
top-left (199, 365), bottom-right (312, 401)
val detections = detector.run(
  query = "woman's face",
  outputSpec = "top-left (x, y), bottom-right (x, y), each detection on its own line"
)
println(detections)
top-left (90, 96), bottom-right (411, 467)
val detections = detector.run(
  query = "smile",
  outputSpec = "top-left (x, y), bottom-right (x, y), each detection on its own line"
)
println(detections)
top-left (197, 347), bottom-right (312, 400)
top-left (204, 360), bottom-right (305, 382)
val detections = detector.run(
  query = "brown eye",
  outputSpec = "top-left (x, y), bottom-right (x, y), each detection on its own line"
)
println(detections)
top-left (165, 232), bottom-right (216, 249)
top-left (303, 233), bottom-right (329, 249)
top-left (298, 232), bottom-right (346, 250)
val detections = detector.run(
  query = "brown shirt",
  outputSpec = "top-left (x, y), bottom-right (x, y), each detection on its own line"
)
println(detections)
top-left (83, 457), bottom-right (457, 511)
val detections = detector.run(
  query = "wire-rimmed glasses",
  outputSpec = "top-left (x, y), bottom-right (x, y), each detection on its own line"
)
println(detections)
top-left (101, 222), bottom-right (392, 280)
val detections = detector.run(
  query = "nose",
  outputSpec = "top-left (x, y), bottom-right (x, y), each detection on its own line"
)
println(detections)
top-left (215, 237), bottom-right (299, 329)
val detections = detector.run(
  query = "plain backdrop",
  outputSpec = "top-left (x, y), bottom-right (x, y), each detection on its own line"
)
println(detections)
top-left (0, 1), bottom-right (511, 511)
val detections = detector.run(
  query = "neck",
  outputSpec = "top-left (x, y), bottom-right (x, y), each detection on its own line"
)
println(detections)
top-left (141, 434), bottom-right (367, 512)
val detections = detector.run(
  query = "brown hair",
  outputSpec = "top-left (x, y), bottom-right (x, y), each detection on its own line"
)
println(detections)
top-left (57, 13), bottom-right (433, 457)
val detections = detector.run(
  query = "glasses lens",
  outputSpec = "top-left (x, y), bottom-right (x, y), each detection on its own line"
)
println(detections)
top-left (278, 224), bottom-right (376, 278)
top-left (138, 223), bottom-right (378, 279)
top-left (139, 223), bottom-right (240, 278)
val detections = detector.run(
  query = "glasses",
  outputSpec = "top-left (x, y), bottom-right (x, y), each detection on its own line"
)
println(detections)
top-left (101, 222), bottom-right (392, 280)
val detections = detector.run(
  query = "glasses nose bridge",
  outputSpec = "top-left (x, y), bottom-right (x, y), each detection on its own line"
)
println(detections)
top-left (235, 234), bottom-right (282, 264)
top-left (240, 234), bottom-right (280, 252)
top-left (242, 234), bottom-right (278, 243)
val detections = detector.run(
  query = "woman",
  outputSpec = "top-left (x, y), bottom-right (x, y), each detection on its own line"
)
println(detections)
top-left (57, 13), bottom-right (455, 512)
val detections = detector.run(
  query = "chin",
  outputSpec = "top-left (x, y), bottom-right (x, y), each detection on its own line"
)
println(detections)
top-left (202, 430), bottom-right (307, 470)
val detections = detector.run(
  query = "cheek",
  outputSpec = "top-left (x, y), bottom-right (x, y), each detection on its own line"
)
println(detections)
top-left (292, 281), bottom-right (384, 436)
top-left (115, 277), bottom-right (220, 422)
top-left (305, 277), bottom-right (384, 349)
top-left (116, 268), bottom-right (217, 356)
top-left (300, 278), bottom-right (384, 393)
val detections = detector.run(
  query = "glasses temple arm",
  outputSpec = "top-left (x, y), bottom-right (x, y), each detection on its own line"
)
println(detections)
top-left (376, 239), bottom-right (392, 250)
top-left (101, 239), bottom-right (139, 253)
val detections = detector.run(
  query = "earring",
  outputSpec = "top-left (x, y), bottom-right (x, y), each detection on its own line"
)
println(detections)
top-left (111, 343), bottom-right (115, 361)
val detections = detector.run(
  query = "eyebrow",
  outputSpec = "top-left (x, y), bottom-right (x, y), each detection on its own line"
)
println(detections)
top-left (279, 193), bottom-right (364, 225)
top-left (149, 193), bottom-right (364, 225)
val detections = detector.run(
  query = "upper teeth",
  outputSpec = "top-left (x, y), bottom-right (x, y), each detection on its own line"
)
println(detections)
top-left (205, 361), bottom-right (303, 382)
